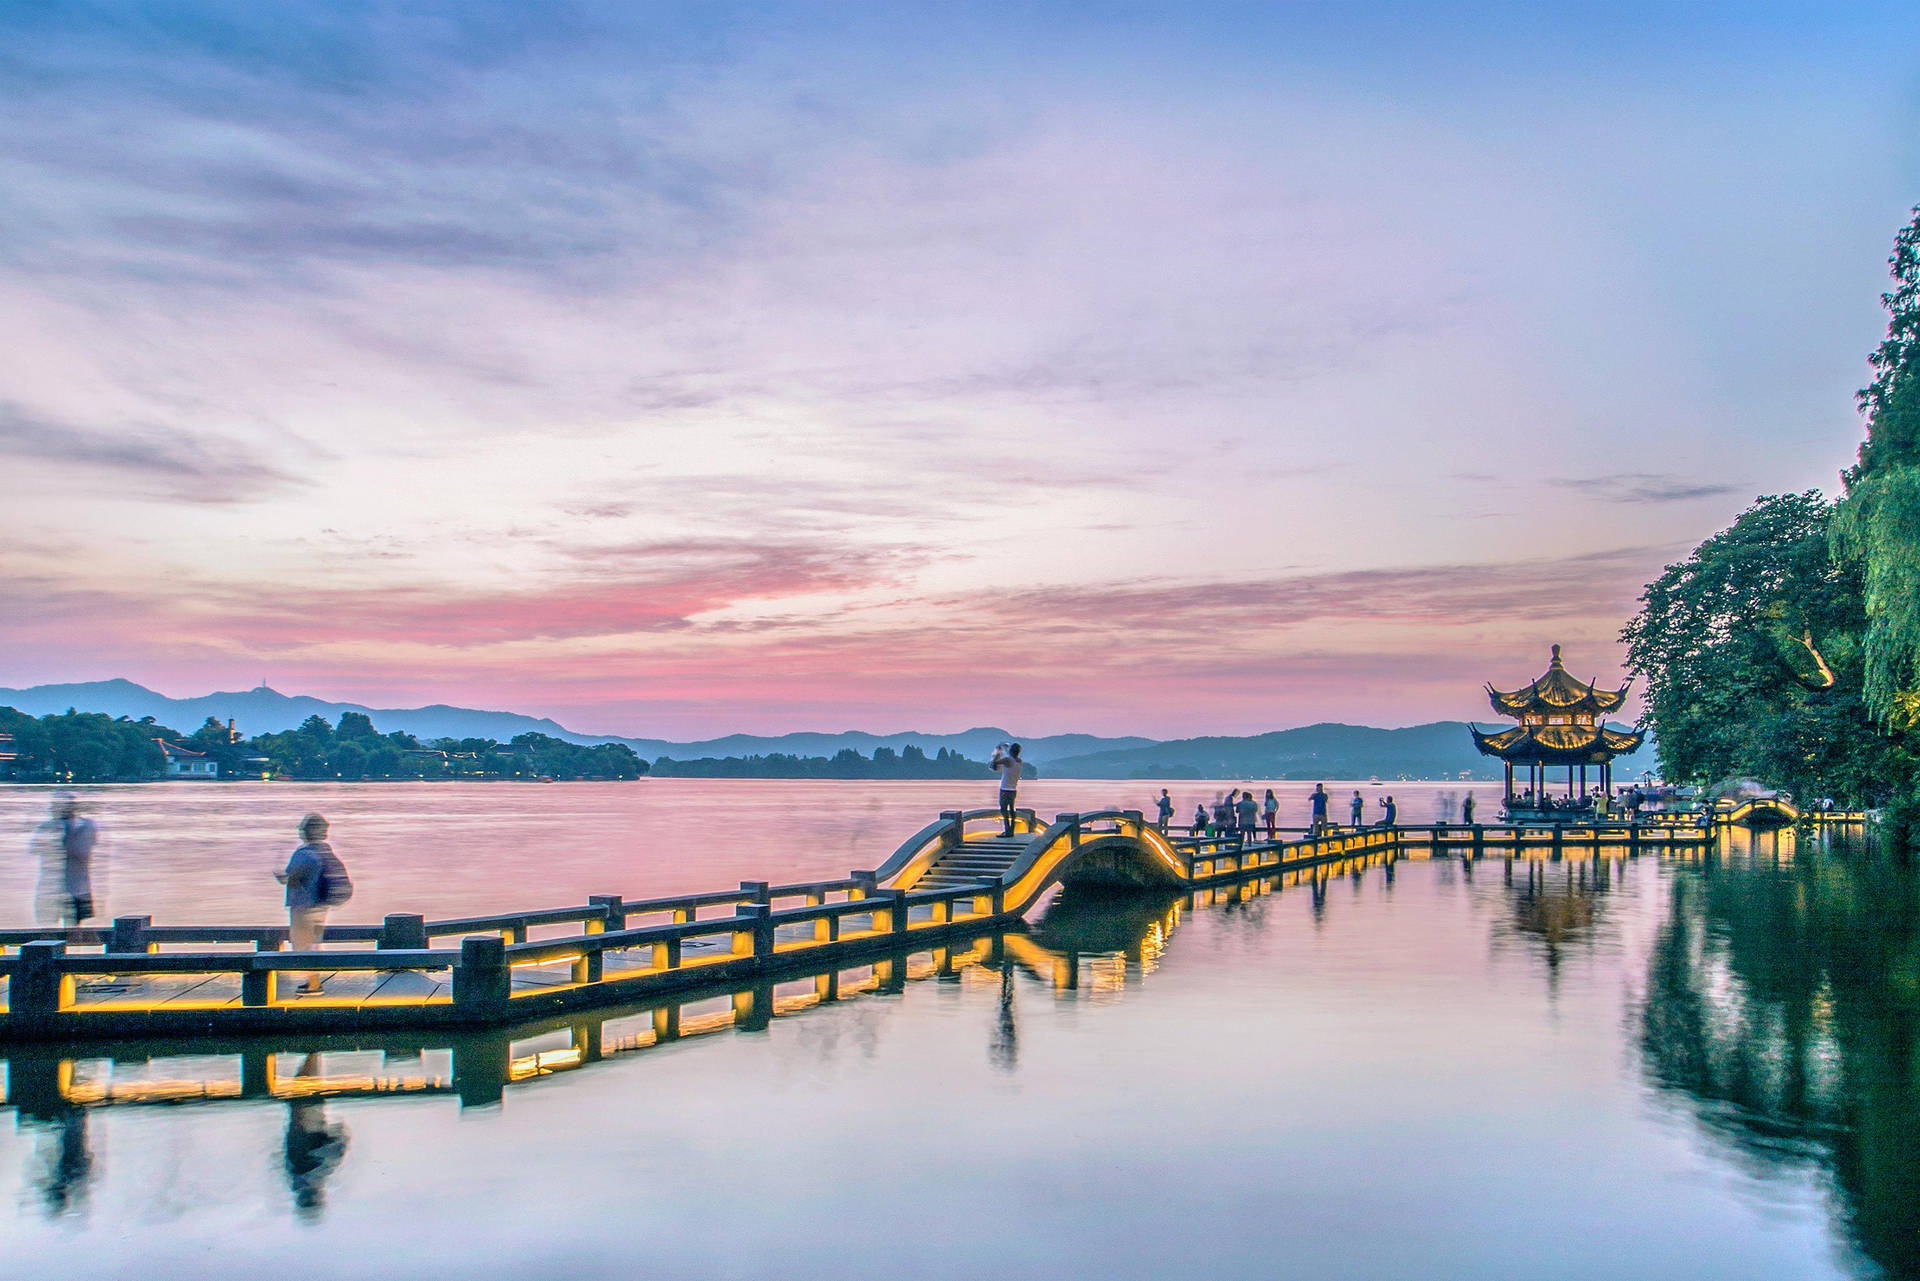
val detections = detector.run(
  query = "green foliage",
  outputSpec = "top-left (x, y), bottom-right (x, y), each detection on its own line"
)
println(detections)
top-left (1834, 205), bottom-right (1920, 722)
top-left (0, 707), bottom-right (646, 783)
top-left (335, 712), bottom-right (378, 741)
top-left (0, 706), bottom-right (172, 782)
top-left (1621, 492), bottom-right (1909, 805)
top-left (651, 744), bottom-right (998, 779)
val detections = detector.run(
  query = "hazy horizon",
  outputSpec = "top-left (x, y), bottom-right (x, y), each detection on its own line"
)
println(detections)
top-left (2, 672), bottom-right (1631, 744)
top-left (3, 4), bottom-right (1916, 738)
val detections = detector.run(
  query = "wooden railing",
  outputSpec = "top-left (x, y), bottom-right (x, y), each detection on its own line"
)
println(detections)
top-left (0, 868), bottom-right (1011, 1035)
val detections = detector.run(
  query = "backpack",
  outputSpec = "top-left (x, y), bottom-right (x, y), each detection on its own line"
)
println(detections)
top-left (315, 843), bottom-right (354, 907)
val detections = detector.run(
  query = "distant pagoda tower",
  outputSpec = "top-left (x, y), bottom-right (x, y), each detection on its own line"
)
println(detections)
top-left (1470, 644), bottom-right (1645, 815)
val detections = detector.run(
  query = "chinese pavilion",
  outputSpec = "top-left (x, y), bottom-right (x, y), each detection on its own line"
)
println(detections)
top-left (1470, 645), bottom-right (1644, 815)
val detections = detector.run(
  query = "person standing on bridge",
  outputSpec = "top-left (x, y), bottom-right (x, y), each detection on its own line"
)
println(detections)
top-left (1350, 790), bottom-right (1364, 829)
top-left (1155, 789), bottom-right (1174, 833)
top-left (1263, 788), bottom-right (1279, 840)
top-left (1234, 790), bottom-right (1258, 847)
top-left (1377, 795), bottom-right (1398, 829)
top-left (989, 743), bottom-right (1024, 837)
top-left (275, 813), bottom-right (353, 995)
top-left (1309, 783), bottom-right (1330, 836)
top-left (1193, 801), bottom-right (1208, 835)
top-left (1463, 791), bottom-right (1476, 825)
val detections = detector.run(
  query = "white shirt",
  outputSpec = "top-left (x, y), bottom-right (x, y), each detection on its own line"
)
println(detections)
top-left (995, 756), bottom-right (1022, 791)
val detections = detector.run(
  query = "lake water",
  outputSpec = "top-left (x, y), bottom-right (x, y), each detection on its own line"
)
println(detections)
top-left (1, 780), bottom-right (1913, 1280)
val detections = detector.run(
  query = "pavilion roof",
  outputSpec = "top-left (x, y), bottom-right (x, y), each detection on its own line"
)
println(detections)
top-left (1486, 645), bottom-right (1631, 717)
top-left (1469, 722), bottom-right (1645, 764)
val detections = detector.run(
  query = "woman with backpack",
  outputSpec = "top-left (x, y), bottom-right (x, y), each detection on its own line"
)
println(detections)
top-left (275, 813), bottom-right (352, 996)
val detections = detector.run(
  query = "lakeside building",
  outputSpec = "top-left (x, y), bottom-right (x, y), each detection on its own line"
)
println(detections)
top-left (1469, 645), bottom-right (1644, 821)
top-left (154, 739), bottom-right (219, 779)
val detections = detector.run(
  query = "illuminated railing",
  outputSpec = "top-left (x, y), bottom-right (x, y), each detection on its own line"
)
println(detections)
top-left (0, 813), bottom-right (1725, 1042)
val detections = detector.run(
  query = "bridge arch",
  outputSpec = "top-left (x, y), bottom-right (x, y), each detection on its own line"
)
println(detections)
top-left (999, 812), bottom-right (1187, 914)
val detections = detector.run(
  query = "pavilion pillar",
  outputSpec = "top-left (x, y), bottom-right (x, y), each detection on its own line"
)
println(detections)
top-left (1580, 764), bottom-right (1587, 798)
top-left (1504, 762), bottom-right (1513, 804)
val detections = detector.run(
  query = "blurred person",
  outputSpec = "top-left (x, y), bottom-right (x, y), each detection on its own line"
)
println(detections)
top-left (1350, 790), bottom-right (1365, 828)
top-left (1192, 801), bottom-right (1208, 834)
top-left (1378, 795), bottom-right (1398, 829)
top-left (31, 791), bottom-right (98, 927)
top-left (1234, 789), bottom-right (1258, 847)
top-left (1309, 783), bottom-right (1330, 835)
top-left (275, 814), bottom-right (352, 995)
top-left (1262, 788), bottom-right (1279, 840)
top-left (1154, 789), bottom-right (1174, 833)
top-left (1463, 791), bottom-right (1477, 825)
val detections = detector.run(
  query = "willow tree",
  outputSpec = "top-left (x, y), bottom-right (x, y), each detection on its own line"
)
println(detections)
top-left (1621, 491), bottom-right (1902, 805)
top-left (1832, 207), bottom-right (1920, 726)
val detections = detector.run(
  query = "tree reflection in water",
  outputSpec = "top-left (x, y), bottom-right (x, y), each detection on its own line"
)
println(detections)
top-left (1639, 836), bottom-right (1920, 1279)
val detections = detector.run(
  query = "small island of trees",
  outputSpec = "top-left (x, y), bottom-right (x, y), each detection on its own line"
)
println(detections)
top-left (648, 745), bottom-right (1006, 779)
top-left (0, 707), bottom-right (647, 783)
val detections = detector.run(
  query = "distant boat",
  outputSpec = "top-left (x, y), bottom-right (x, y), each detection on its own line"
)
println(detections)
top-left (1369, 776), bottom-right (1382, 786)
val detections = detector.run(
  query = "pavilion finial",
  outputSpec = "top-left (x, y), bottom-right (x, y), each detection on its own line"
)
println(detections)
top-left (1550, 643), bottom-right (1562, 663)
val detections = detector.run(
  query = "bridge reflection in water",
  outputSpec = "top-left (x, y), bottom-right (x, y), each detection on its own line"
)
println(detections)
top-left (9, 832), bottom-right (1875, 1240)
top-left (2, 846), bottom-right (1401, 1216)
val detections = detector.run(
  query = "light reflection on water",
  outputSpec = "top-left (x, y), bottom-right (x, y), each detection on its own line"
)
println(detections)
top-left (0, 784), bottom-right (1910, 1280)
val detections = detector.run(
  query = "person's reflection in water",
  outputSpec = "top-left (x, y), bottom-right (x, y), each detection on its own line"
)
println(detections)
top-left (283, 1054), bottom-right (349, 1219)
top-left (990, 964), bottom-right (1019, 1073)
top-left (31, 1108), bottom-right (94, 1216)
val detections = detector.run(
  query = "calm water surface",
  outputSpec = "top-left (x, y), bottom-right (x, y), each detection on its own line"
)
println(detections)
top-left (0, 780), bottom-right (1913, 1280)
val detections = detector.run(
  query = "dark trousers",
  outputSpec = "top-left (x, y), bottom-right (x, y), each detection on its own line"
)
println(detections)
top-left (999, 789), bottom-right (1017, 832)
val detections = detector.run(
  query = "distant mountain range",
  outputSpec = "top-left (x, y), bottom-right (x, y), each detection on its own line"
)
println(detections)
top-left (1043, 721), bottom-right (1654, 780)
top-left (0, 679), bottom-right (1656, 781)
top-left (0, 679), bottom-right (597, 749)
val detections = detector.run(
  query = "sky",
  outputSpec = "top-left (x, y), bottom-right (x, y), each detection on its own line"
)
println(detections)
top-left (2, 2), bottom-right (1917, 739)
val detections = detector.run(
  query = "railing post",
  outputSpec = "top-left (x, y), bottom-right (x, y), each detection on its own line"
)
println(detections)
top-left (884, 888), bottom-right (909, 938)
top-left (588, 895), bottom-right (624, 932)
top-left (452, 935), bottom-right (510, 1013)
top-left (572, 944), bottom-right (604, 985)
top-left (109, 915), bottom-right (153, 954)
top-left (1058, 813), bottom-right (1081, 848)
top-left (850, 870), bottom-right (876, 900)
top-left (740, 880), bottom-right (770, 905)
top-left (734, 903), bottom-right (774, 958)
top-left (379, 913), bottom-right (428, 950)
top-left (940, 809), bottom-right (965, 851)
top-left (14, 940), bottom-right (72, 1017)
top-left (242, 961), bottom-right (278, 1007)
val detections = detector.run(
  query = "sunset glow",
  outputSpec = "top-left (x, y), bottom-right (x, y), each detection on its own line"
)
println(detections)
top-left (4, 4), bottom-right (1915, 736)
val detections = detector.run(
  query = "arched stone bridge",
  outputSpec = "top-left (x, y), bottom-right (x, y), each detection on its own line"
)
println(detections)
top-left (873, 807), bottom-right (1188, 915)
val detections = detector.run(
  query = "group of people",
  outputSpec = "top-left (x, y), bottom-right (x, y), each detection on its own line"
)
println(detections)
top-left (1150, 783), bottom-right (1405, 843)
top-left (989, 747), bottom-right (1421, 846)
top-left (28, 793), bottom-right (354, 995)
